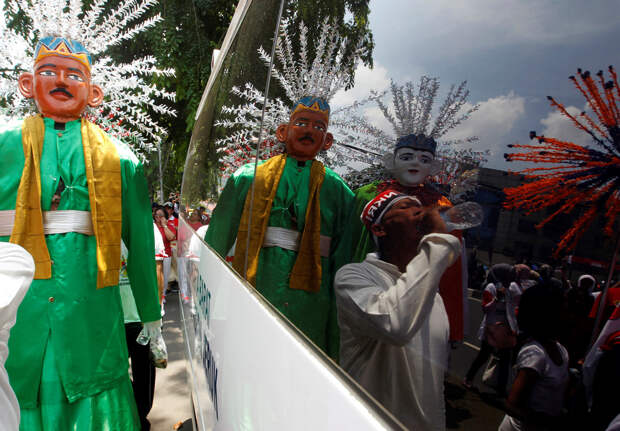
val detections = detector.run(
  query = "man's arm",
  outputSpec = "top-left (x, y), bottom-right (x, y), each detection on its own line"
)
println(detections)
top-left (335, 233), bottom-right (461, 346)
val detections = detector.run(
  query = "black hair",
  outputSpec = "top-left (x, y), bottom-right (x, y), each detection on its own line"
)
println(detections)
top-left (154, 206), bottom-right (168, 219)
top-left (517, 284), bottom-right (564, 342)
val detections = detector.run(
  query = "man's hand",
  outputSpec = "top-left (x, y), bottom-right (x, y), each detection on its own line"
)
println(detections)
top-left (420, 207), bottom-right (448, 236)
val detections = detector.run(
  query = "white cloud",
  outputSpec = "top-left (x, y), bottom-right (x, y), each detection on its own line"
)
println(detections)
top-left (330, 63), bottom-right (391, 108)
top-left (539, 104), bottom-right (591, 147)
top-left (443, 92), bottom-right (526, 168)
top-left (362, 105), bottom-right (393, 135)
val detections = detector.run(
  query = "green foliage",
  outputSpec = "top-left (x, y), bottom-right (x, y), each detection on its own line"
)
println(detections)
top-left (98, 0), bottom-right (237, 200)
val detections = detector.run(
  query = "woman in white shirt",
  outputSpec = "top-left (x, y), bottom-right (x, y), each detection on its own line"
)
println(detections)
top-left (499, 285), bottom-right (569, 431)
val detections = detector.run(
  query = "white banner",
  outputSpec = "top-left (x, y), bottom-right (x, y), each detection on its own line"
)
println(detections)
top-left (178, 221), bottom-right (402, 430)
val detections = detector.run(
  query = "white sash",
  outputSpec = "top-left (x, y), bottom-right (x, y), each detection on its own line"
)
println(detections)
top-left (262, 226), bottom-right (331, 257)
top-left (0, 210), bottom-right (94, 236)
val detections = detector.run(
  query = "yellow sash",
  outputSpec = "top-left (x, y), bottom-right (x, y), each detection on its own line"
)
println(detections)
top-left (233, 154), bottom-right (325, 293)
top-left (10, 115), bottom-right (122, 288)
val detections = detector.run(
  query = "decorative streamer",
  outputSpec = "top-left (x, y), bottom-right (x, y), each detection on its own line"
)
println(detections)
top-left (504, 66), bottom-right (620, 255)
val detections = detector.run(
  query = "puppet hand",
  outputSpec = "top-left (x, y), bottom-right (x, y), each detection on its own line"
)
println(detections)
top-left (138, 320), bottom-right (168, 368)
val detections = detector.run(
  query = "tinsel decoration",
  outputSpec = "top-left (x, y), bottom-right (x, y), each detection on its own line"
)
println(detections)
top-left (504, 66), bottom-right (620, 255)
top-left (0, 0), bottom-right (175, 157)
top-left (214, 17), bottom-right (365, 180)
top-left (374, 77), bottom-right (479, 141)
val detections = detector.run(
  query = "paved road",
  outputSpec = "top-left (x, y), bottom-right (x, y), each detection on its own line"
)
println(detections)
top-left (444, 289), bottom-right (507, 430)
top-left (150, 291), bottom-right (194, 431)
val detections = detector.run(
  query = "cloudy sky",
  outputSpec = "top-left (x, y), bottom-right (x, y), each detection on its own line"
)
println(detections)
top-left (331, 0), bottom-right (620, 170)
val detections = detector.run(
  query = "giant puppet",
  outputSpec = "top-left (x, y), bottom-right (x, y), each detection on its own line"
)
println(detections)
top-left (347, 78), bottom-right (482, 342)
top-left (205, 19), bottom-right (360, 359)
top-left (0, 1), bottom-right (174, 429)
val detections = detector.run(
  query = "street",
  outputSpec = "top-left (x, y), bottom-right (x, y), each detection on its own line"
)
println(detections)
top-left (444, 289), bottom-right (507, 430)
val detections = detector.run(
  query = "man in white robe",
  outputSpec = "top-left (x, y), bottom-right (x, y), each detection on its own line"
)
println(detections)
top-left (335, 190), bottom-right (461, 430)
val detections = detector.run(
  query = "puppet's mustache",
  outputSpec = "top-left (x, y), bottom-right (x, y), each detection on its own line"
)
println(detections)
top-left (50, 88), bottom-right (73, 98)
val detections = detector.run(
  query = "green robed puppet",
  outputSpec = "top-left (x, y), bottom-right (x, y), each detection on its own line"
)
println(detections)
top-left (0, 2), bottom-right (174, 427)
top-left (206, 96), bottom-right (354, 359)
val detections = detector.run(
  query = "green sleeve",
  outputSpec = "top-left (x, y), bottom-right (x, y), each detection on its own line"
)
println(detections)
top-left (325, 175), bottom-right (355, 362)
top-left (350, 182), bottom-right (379, 263)
top-left (120, 155), bottom-right (160, 323)
top-left (204, 165), bottom-right (253, 257)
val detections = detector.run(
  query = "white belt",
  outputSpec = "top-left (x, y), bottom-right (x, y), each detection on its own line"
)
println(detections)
top-left (0, 210), bottom-right (94, 236)
top-left (262, 226), bottom-right (331, 258)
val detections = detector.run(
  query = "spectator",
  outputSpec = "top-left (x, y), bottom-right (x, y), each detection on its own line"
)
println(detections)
top-left (583, 305), bottom-right (620, 431)
top-left (188, 210), bottom-right (203, 231)
top-left (499, 285), bottom-right (569, 431)
top-left (560, 274), bottom-right (597, 367)
top-left (334, 191), bottom-right (461, 430)
top-left (197, 206), bottom-right (209, 225)
top-left (464, 263), bottom-right (521, 395)
top-left (154, 207), bottom-right (175, 309)
top-left (515, 264), bottom-right (536, 291)
top-left (539, 264), bottom-right (563, 292)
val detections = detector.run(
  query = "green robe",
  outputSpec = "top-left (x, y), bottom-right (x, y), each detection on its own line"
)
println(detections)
top-left (205, 156), bottom-right (354, 359)
top-left (350, 181), bottom-right (383, 263)
top-left (0, 117), bottom-right (160, 408)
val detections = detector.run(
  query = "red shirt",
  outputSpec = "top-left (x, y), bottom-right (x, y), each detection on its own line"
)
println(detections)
top-left (157, 224), bottom-right (173, 257)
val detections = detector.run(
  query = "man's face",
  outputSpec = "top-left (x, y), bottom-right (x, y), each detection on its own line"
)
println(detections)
top-left (392, 147), bottom-right (436, 186)
top-left (276, 109), bottom-right (333, 161)
top-left (18, 55), bottom-right (103, 123)
top-left (377, 198), bottom-right (425, 243)
top-left (371, 198), bottom-right (446, 246)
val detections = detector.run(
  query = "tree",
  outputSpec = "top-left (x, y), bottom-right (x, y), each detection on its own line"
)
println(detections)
top-left (106, 0), bottom-right (237, 200)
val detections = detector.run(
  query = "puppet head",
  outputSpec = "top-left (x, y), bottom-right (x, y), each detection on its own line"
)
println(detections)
top-left (384, 133), bottom-right (441, 186)
top-left (276, 96), bottom-right (334, 162)
top-left (17, 36), bottom-right (103, 123)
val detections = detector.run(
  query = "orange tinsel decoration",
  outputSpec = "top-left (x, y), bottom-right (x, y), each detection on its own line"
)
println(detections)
top-left (504, 66), bottom-right (620, 256)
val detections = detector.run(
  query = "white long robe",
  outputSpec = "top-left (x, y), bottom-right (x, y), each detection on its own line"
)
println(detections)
top-left (0, 243), bottom-right (34, 431)
top-left (335, 233), bottom-right (461, 431)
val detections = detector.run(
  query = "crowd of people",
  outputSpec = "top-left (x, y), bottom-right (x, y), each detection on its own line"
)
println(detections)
top-left (459, 260), bottom-right (620, 430)
top-left (151, 193), bottom-right (211, 313)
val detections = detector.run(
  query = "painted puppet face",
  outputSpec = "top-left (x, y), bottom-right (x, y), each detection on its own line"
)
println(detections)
top-left (276, 109), bottom-right (333, 162)
top-left (392, 147), bottom-right (437, 186)
top-left (18, 55), bottom-right (103, 123)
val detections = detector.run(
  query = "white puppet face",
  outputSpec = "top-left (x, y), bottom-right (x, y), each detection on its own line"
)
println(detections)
top-left (391, 147), bottom-right (439, 186)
